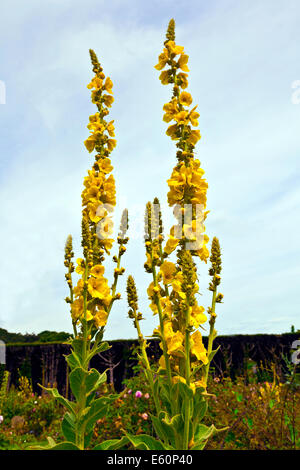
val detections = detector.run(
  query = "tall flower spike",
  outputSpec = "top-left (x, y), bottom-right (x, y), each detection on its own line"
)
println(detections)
top-left (153, 197), bottom-right (164, 239)
top-left (208, 237), bottom-right (222, 292)
top-left (64, 235), bottom-right (75, 319)
top-left (127, 275), bottom-right (139, 314)
top-left (83, 49), bottom-right (116, 256)
top-left (165, 18), bottom-right (175, 44)
top-left (118, 209), bottom-right (129, 241)
top-left (155, 19), bottom-right (210, 263)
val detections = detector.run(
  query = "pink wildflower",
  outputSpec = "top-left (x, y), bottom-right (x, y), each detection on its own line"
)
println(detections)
top-left (135, 391), bottom-right (142, 398)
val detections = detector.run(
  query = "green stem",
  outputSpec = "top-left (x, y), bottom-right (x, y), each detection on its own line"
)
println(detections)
top-left (205, 288), bottom-right (217, 383)
top-left (183, 301), bottom-right (191, 450)
top-left (151, 265), bottom-right (173, 391)
top-left (135, 316), bottom-right (161, 415)
top-left (107, 245), bottom-right (122, 316)
top-left (82, 261), bottom-right (89, 367)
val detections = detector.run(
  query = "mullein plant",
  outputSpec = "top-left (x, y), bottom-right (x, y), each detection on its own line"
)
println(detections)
top-left (121, 20), bottom-right (226, 450)
top-left (36, 50), bottom-right (129, 450)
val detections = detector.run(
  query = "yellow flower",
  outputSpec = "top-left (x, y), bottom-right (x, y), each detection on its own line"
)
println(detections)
top-left (179, 91), bottom-right (193, 107)
top-left (75, 258), bottom-right (85, 275)
top-left (100, 238), bottom-right (114, 254)
top-left (158, 355), bottom-right (166, 370)
top-left (101, 175), bottom-right (116, 205)
top-left (86, 185), bottom-right (100, 203)
top-left (154, 50), bottom-right (169, 70)
top-left (172, 375), bottom-right (186, 385)
top-left (103, 94), bottom-right (114, 107)
top-left (177, 53), bottom-right (189, 72)
top-left (82, 310), bottom-right (93, 322)
top-left (166, 330), bottom-right (184, 356)
top-left (87, 202), bottom-right (102, 223)
top-left (177, 72), bottom-right (188, 89)
top-left (87, 76), bottom-right (103, 90)
top-left (71, 297), bottom-right (84, 321)
top-left (163, 98), bottom-right (179, 122)
top-left (160, 297), bottom-right (172, 318)
top-left (96, 217), bottom-right (114, 239)
top-left (190, 377), bottom-right (207, 393)
top-left (160, 261), bottom-right (177, 285)
top-left (90, 264), bottom-right (105, 277)
top-left (98, 158), bottom-right (113, 174)
top-left (106, 120), bottom-right (115, 137)
top-left (171, 272), bottom-right (186, 299)
top-left (159, 70), bottom-right (172, 85)
top-left (88, 277), bottom-right (110, 300)
top-left (84, 134), bottom-right (97, 153)
top-left (195, 246), bottom-right (210, 263)
top-left (107, 138), bottom-right (117, 152)
top-left (165, 40), bottom-right (184, 56)
top-left (166, 123), bottom-right (179, 140)
top-left (87, 116), bottom-right (105, 133)
top-left (73, 279), bottom-right (84, 298)
top-left (190, 331), bottom-right (208, 364)
top-left (94, 308), bottom-right (108, 327)
top-left (164, 235), bottom-right (179, 255)
top-left (187, 129), bottom-right (201, 146)
top-left (174, 110), bottom-right (189, 125)
top-left (189, 107), bottom-right (200, 126)
top-left (190, 304), bottom-right (207, 328)
top-left (147, 282), bottom-right (156, 299)
top-left (104, 77), bottom-right (113, 94)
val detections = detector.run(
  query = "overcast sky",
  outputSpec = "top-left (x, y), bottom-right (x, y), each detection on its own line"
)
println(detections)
top-left (0, 0), bottom-right (299, 340)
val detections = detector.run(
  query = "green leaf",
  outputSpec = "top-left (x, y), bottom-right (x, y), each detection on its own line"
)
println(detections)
top-left (150, 414), bottom-right (170, 445)
top-left (84, 396), bottom-right (115, 432)
top-left (32, 439), bottom-right (81, 450)
top-left (86, 368), bottom-right (107, 395)
top-left (29, 436), bottom-right (57, 450)
top-left (69, 367), bottom-right (88, 401)
top-left (158, 382), bottom-right (172, 414)
top-left (70, 367), bottom-right (107, 402)
top-left (193, 423), bottom-right (228, 447)
top-left (161, 412), bottom-right (183, 448)
top-left (64, 351), bottom-right (81, 369)
top-left (38, 385), bottom-right (75, 413)
top-left (194, 423), bottom-right (217, 442)
top-left (178, 381), bottom-right (194, 401)
top-left (71, 338), bottom-right (85, 362)
top-left (86, 341), bottom-right (110, 363)
top-left (61, 412), bottom-right (76, 443)
top-left (208, 345), bottom-right (220, 362)
top-left (191, 440), bottom-right (207, 450)
top-left (124, 433), bottom-right (167, 450)
top-left (193, 396), bottom-right (207, 422)
top-left (49, 442), bottom-right (80, 450)
top-left (93, 436), bottom-right (129, 450)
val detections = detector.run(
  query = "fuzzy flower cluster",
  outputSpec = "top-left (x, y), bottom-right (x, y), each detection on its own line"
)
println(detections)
top-left (154, 20), bottom-right (210, 263)
top-left (64, 50), bottom-right (128, 334)
top-left (140, 19), bottom-right (218, 393)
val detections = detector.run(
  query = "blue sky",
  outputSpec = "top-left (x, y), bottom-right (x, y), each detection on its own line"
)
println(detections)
top-left (0, 0), bottom-right (299, 339)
